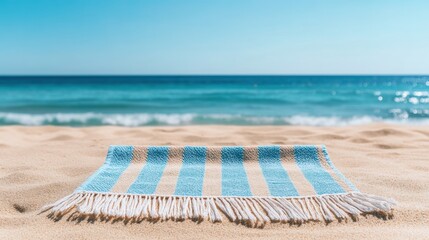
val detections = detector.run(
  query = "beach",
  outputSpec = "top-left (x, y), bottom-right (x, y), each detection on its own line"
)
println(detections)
top-left (0, 124), bottom-right (428, 239)
top-left (2, 0), bottom-right (429, 238)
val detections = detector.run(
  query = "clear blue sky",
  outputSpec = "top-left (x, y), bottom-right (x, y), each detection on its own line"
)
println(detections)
top-left (0, 0), bottom-right (428, 75)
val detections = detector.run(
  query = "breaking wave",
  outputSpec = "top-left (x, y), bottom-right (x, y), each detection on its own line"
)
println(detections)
top-left (0, 112), bottom-right (427, 127)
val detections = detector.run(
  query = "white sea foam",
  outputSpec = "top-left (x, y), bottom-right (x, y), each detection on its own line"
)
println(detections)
top-left (0, 112), bottom-right (197, 126)
top-left (282, 115), bottom-right (379, 126)
top-left (0, 112), bottom-right (428, 127)
top-left (100, 113), bottom-right (195, 126)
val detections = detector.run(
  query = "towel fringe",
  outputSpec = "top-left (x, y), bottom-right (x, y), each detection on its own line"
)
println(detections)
top-left (40, 192), bottom-right (395, 228)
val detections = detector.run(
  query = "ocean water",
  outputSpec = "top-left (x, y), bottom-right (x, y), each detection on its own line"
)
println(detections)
top-left (0, 76), bottom-right (428, 126)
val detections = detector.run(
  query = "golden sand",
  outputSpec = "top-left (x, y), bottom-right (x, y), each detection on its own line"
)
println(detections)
top-left (0, 124), bottom-right (428, 239)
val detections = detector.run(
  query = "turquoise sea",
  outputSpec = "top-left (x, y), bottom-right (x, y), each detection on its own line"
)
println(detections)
top-left (0, 76), bottom-right (428, 126)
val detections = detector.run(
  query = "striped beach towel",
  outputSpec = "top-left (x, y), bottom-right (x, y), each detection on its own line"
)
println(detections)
top-left (42, 145), bottom-right (395, 227)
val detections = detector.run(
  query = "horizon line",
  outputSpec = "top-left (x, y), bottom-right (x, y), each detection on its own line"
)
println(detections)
top-left (1, 74), bottom-right (429, 77)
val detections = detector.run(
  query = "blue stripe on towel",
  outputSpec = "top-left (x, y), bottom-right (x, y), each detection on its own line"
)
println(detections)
top-left (127, 146), bottom-right (170, 194)
top-left (293, 145), bottom-right (345, 194)
top-left (79, 146), bottom-right (134, 192)
top-left (258, 146), bottom-right (299, 197)
top-left (221, 146), bottom-right (252, 196)
top-left (321, 146), bottom-right (358, 192)
top-left (174, 146), bottom-right (207, 196)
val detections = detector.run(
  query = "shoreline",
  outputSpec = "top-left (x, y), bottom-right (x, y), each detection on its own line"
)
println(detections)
top-left (0, 124), bottom-right (428, 239)
top-left (0, 121), bottom-right (426, 128)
